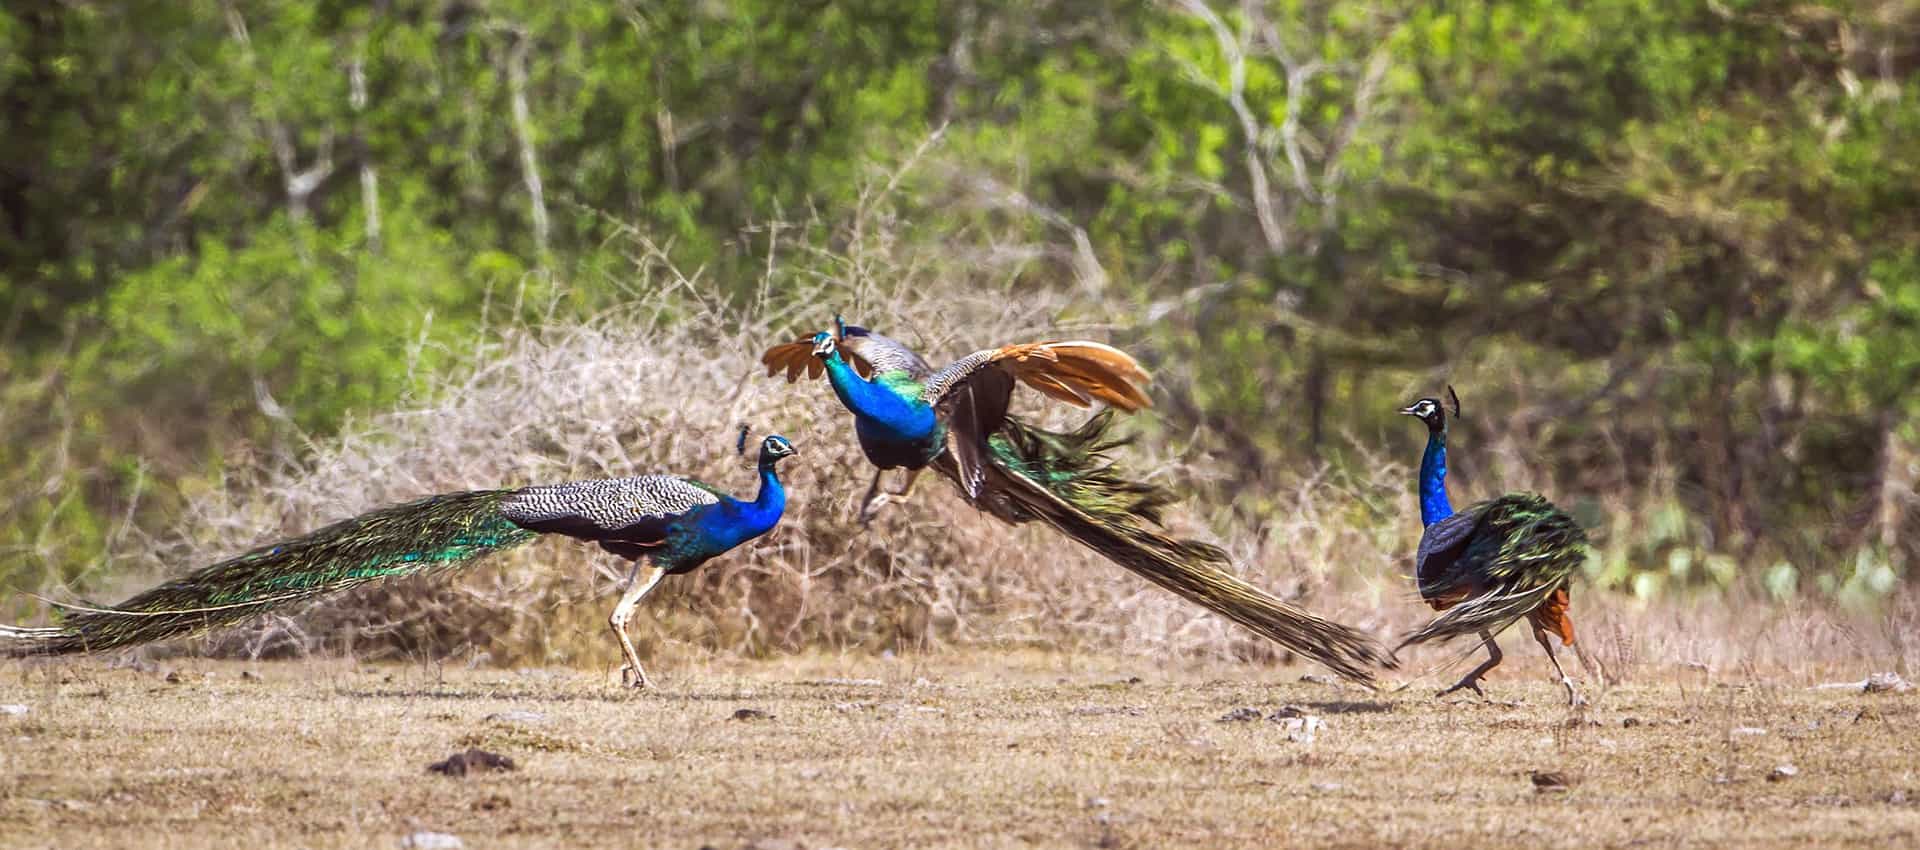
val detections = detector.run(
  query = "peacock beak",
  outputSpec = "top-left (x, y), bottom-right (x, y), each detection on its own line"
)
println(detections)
top-left (1398, 404), bottom-right (1421, 416)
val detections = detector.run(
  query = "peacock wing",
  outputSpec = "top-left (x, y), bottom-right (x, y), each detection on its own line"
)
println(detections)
top-left (760, 321), bottom-right (935, 383)
top-left (841, 325), bottom-right (938, 380)
top-left (501, 475), bottom-right (722, 557)
top-left (760, 339), bottom-right (867, 381)
top-left (921, 341), bottom-right (1153, 414)
top-left (1413, 501), bottom-right (1493, 596)
top-left (932, 364), bottom-right (1017, 499)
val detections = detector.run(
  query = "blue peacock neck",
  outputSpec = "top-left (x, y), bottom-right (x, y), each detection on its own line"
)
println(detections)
top-left (699, 456), bottom-right (786, 553)
top-left (750, 459), bottom-right (787, 524)
top-left (820, 352), bottom-right (937, 441)
top-left (1418, 426), bottom-right (1453, 526)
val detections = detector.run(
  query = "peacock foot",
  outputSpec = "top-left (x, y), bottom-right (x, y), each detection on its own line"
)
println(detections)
top-left (619, 665), bottom-right (655, 690)
top-left (1560, 676), bottom-right (1586, 708)
top-left (1436, 675), bottom-right (1488, 700)
top-left (857, 495), bottom-right (891, 526)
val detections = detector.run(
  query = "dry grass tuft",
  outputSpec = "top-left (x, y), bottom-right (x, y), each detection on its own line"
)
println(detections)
top-left (29, 206), bottom-right (1915, 680)
top-left (67, 213), bottom-right (1381, 670)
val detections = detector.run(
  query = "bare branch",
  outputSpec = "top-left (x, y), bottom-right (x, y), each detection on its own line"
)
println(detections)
top-left (1316, 47), bottom-right (1390, 227)
top-left (953, 171), bottom-right (1110, 293)
top-left (501, 27), bottom-right (550, 260)
top-left (1175, 0), bottom-right (1288, 252)
top-left (1172, 0), bottom-right (1397, 257)
top-left (350, 52), bottom-right (381, 251)
top-left (223, 0), bottom-right (335, 224)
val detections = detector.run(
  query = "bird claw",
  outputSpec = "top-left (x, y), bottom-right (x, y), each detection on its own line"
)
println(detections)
top-left (1436, 677), bottom-right (1488, 700)
top-left (857, 494), bottom-right (890, 526)
top-left (619, 665), bottom-right (654, 690)
top-left (1561, 676), bottom-right (1586, 708)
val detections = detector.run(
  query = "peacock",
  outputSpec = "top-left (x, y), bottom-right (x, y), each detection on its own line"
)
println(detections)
top-left (762, 318), bottom-right (1391, 686)
top-left (2, 433), bottom-right (799, 689)
top-left (1395, 389), bottom-right (1596, 704)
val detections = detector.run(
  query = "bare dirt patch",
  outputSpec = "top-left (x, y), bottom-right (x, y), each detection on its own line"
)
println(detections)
top-left (2, 651), bottom-right (1916, 849)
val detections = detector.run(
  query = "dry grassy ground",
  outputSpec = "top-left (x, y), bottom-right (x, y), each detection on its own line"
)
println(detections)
top-left (2, 651), bottom-right (1915, 849)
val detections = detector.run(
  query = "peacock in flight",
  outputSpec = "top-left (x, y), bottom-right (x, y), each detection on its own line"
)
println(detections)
top-left (1395, 389), bottom-right (1596, 704)
top-left (762, 317), bottom-right (1391, 686)
top-left (2, 433), bottom-right (799, 689)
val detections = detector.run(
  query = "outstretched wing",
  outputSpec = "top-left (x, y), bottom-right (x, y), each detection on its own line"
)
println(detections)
top-left (922, 341), bottom-right (1152, 411)
top-left (925, 341), bottom-right (1153, 496)
top-left (761, 339), bottom-right (868, 381)
top-left (838, 324), bottom-right (934, 378)
top-left (501, 475), bottom-right (721, 558)
top-left (760, 322), bottom-right (933, 383)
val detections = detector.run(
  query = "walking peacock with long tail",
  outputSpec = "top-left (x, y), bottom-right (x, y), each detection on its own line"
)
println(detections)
top-left (1395, 389), bottom-right (1597, 704)
top-left (2, 434), bottom-right (800, 689)
top-left (762, 317), bottom-right (1391, 686)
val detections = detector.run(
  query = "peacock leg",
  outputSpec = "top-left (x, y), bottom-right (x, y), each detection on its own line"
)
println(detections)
top-left (856, 469), bottom-right (888, 526)
top-left (886, 467), bottom-right (923, 498)
top-left (1436, 630), bottom-right (1502, 699)
top-left (1532, 625), bottom-right (1581, 706)
top-left (608, 563), bottom-right (668, 689)
top-left (1570, 632), bottom-right (1601, 681)
top-left (859, 468), bottom-right (926, 526)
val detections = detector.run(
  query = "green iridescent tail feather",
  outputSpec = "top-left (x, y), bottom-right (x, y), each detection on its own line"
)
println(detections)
top-left (3, 490), bottom-right (533, 656)
top-left (1397, 493), bottom-right (1588, 650)
top-left (952, 410), bottom-right (1392, 687)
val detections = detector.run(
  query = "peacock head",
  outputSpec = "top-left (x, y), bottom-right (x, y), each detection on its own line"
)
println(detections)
top-left (759, 434), bottom-right (798, 465)
top-left (810, 331), bottom-right (837, 358)
top-left (1399, 386), bottom-right (1460, 433)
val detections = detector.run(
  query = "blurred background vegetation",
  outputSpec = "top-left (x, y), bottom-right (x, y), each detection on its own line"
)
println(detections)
top-left (2, 0), bottom-right (1915, 619)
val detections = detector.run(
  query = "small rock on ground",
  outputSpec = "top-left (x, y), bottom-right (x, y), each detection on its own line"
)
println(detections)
top-left (1865, 672), bottom-right (1913, 693)
top-left (1530, 770), bottom-right (1573, 790)
top-left (1813, 672), bottom-right (1912, 693)
top-left (400, 832), bottom-right (463, 849)
top-left (1216, 707), bottom-right (1263, 723)
top-left (0, 704), bottom-right (29, 716)
top-left (427, 748), bottom-right (516, 776)
top-left (1280, 716), bottom-right (1325, 744)
top-left (731, 708), bottom-right (774, 721)
top-left (1769, 764), bottom-right (1799, 782)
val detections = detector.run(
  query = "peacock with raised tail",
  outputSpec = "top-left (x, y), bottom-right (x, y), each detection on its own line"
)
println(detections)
top-left (2, 434), bottom-right (799, 689)
top-left (1395, 390), bottom-right (1596, 704)
top-left (762, 318), bottom-right (1390, 686)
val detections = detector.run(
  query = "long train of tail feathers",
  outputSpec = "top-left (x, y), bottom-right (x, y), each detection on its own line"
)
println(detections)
top-left (3, 491), bottom-right (532, 656)
top-left (941, 410), bottom-right (1393, 686)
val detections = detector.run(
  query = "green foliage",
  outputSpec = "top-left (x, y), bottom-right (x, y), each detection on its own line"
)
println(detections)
top-left (3, 0), bottom-right (1916, 602)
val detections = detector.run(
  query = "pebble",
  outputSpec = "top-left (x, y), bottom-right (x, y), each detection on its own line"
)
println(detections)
top-left (1280, 716), bottom-right (1324, 744)
top-left (1530, 770), bottom-right (1573, 790)
top-left (426, 748), bottom-right (516, 777)
top-left (400, 832), bottom-right (463, 849)
top-left (1216, 707), bottom-right (1262, 723)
